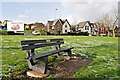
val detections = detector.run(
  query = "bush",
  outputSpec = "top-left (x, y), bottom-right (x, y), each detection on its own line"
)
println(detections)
top-left (67, 31), bottom-right (88, 35)
top-left (8, 31), bottom-right (14, 35)
top-left (0, 30), bottom-right (2, 35)
top-left (2, 30), bottom-right (8, 35)
top-left (68, 32), bottom-right (76, 35)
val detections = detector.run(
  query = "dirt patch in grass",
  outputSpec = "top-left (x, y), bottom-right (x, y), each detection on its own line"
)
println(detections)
top-left (6, 56), bottom-right (92, 79)
top-left (49, 56), bottom-right (93, 78)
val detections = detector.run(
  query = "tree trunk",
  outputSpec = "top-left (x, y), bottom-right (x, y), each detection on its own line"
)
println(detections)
top-left (113, 28), bottom-right (115, 37)
top-left (107, 27), bottom-right (109, 37)
top-left (108, 31), bottom-right (109, 37)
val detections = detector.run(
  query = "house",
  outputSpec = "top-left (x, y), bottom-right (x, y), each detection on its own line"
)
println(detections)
top-left (46, 21), bottom-right (53, 32)
top-left (89, 23), bottom-right (94, 34)
top-left (62, 19), bottom-right (71, 33)
top-left (76, 21), bottom-right (91, 34)
top-left (0, 21), bottom-right (2, 30)
top-left (109, 25), bottom-right (120, 37)
top-left (114, 26), bottom-right (119, 37)
top-left (24, 22), bottom-right (45, 30)
top-left (2, 20), bottom-right (12, 30)
top-left (46, 18), bottom-right (71, 34)
top-left (24, 24), bottom-right (32, 30)
top-left (98, 27), bottom-right (106, 36)
top-left (116, 27), bottom-right (120, 37)
top-left (0, 21), bottom-right (2, 26)
top-left (24, 24), bottom-right (36, 30)
top-left (93, 22), bottom-right (99, 36)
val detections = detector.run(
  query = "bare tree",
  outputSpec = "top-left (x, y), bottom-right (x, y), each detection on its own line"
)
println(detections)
top-left (103, 13), bottom-right (113, 37)
top-left (98, 12), bottom-right (113, 37)
top-left (112, 9), bottom-right (118, 37)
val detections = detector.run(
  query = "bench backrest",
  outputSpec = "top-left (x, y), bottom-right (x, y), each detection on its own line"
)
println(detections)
top-left (21, 38), bottom-right (64, 50)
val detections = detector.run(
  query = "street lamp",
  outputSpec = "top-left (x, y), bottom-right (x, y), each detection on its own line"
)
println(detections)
top-left (55, 9), bottom-right (57, 19)
top-left (54, 9), bottom-right (57, 35)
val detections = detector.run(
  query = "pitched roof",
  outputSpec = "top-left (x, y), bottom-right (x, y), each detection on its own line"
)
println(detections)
top-left (89, 23), bottom-right (94, 27)
top-left (62, 19), bottom-right (71, 27)
top-left (47, 21), bottom-right (54, 26)
top-left (52, 19), bottom-right (58, 26)
top-left (77, 21), bottom-right (86, 28)
top-left (47, 18), bottom-right (71, 27)
top-left (4, 20), bottom-right (12, 22)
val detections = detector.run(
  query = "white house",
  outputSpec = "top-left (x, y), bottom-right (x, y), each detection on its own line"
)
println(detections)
top-left (62, 19), bottom-right (71, 33)
top-left (93, 23), bottom-right (99, 36)
top-left (76, 21), bottom-right (91, 34)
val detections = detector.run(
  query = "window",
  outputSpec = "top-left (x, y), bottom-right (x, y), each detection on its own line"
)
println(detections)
top-left (102, 27), bottom-right (104, 31)
top-left (85, 26), bottom-right (89, 30)
top-left (57, 24), bottom-right (59, 28)
top-left (65, 25), bottom-right (67, 28)
top-left (57, 24), bottom-right (59, 30)
top-left (65, 30), bottom-right (67, 32)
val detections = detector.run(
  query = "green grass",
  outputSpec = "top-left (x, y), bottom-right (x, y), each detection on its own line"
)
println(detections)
top-left (24, 30), bottom-right (33, 33)
top-left (1, 35), bottom-right (119, 78)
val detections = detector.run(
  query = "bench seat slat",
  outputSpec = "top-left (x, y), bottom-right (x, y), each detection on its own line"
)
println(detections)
top-left (22, 42), bottom-right (64, 50)
top-left (21, 38), bottom-right (63, 45)
top-left (26, 47), bottom-right (74, 60)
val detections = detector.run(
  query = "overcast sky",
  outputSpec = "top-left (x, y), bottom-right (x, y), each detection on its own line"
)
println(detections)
top-left (1, 0), bottom-right (119, 25)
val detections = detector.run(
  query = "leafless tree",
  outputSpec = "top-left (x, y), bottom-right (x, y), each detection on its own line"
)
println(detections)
top-left (112, 9), bottom-right (118, 37)
top-left (103, 13), bottom-right (113, 37)
top-left (98, 12), bottom-right (113, 37)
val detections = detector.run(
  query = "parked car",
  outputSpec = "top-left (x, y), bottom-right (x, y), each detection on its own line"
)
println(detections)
top-left (32, 30), bottom-right (40, 35)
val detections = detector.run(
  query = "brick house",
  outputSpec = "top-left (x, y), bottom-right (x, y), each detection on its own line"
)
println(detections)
top-left (46, 18), bottom-right (71, 34)
top-left (98, 27), bottom-right (106, 36)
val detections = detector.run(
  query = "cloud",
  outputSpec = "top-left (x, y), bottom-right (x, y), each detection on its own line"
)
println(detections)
top-left (61, 0), bottom-right (119, 24)
top-left (18, 14), bottom-right (29, 19)
top-left (25, 8), bottom-right (33, 14)
top-left (17, 8), bottom-right (33, 19)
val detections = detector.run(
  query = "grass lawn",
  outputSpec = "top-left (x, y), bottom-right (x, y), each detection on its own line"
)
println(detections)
top-left (1, 35), bottom-right (119, 79)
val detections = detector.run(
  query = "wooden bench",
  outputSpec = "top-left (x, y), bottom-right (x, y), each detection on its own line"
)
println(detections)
top-left (21, 38), bottom-right (74, 74)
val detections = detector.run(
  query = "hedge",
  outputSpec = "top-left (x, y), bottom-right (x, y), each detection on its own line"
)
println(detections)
top-left (0, 30), bottom-right (15, 35)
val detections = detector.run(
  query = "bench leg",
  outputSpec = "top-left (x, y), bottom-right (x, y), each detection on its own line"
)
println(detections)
top-left (68, 49), bottom-right (72, 58)
top-left (26, 51), bottom-right (48, 74)
top-left (31, 57), bottom-right (48, 74)
top-left (26, 50), bottom-right (35, 69)
top-left (56, 53), bottom-right (60, 58)
top-left (43, 57), bottom-right (48, 74)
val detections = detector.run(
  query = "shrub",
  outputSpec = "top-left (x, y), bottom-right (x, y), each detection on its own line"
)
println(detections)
top-left (0, 30), bottom-right (2, 35)
top-left (8, 31), bottom-right (14, 35)
top-left (57, 30), bottom-right (61, 34)
top-left (2, 30), bottom-right (8, 35)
